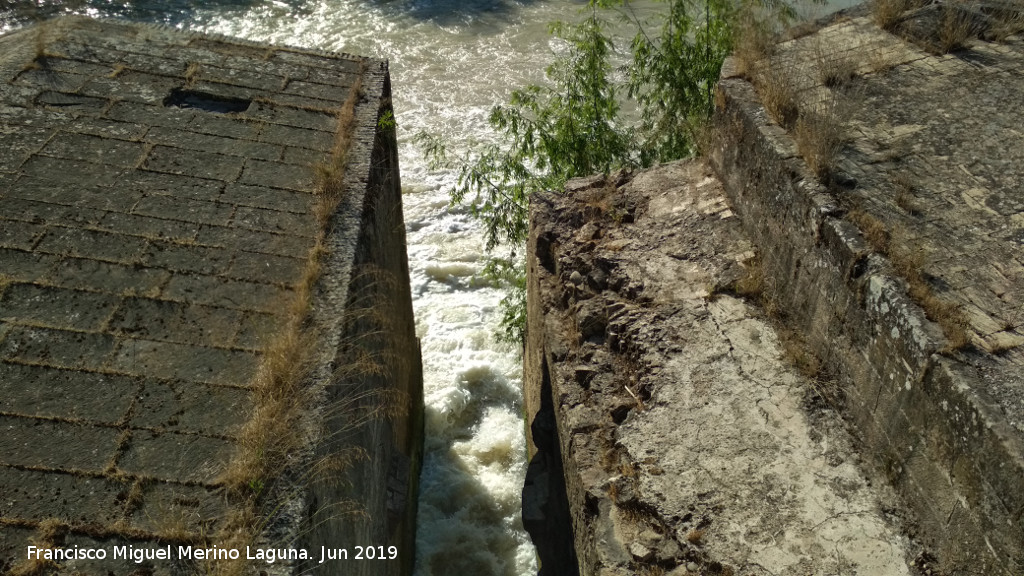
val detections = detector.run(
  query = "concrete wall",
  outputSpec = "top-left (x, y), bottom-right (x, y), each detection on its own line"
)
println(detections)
top-left (295, 65), bottom-right (424, 576)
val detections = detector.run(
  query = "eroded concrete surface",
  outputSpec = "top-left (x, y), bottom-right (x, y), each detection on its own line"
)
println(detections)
top-left (0, 16), bottom-right (366, 574)
top-left (525, 161), bottom-right (915, 575)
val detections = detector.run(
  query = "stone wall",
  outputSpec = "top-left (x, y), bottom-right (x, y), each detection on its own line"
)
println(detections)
top-left (707, 17), bottom-right (1024, 574)
top-left (0, 17), bottom-right (422, 576)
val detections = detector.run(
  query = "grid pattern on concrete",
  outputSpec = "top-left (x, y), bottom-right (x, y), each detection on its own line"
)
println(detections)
top-left (0, 16), bottom-right (362, 564)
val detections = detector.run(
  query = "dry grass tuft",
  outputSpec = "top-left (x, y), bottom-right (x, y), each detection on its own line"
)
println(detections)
top-left (733, 8), bottom-right (777, 79)
top-left (893, 172), bottom-right (922, 216)
top-left (937, 4), bottom-right (975, 53)
top-left (991, 11), bottom-right (1024, 41)
top-left (184, 62), bottom-right (201, 89)
top-left (848, 211), bottom-right (971, 350)
top-left (107, 63), bottom-right (127, 79)
top-left (889, 236), bottom-right (971, 351)
top-left (847, 209), bottom-right (890, 255)
top-left (755, 63), bottom-right (799, 129)
top-left (793, 96), bottom-right (846, 182)
top-left (814, 42), bottom-right (859, 89)
top-left (726, 256), bottom-right (782, 318)
top-left (873, 0), bottom-right (911, 30)
top-left (779, 326), bottom-right (823, 380)
top-left (686, 528), bottom-right (706, 545)
top-left (8, 519), bottom-right (68, 576)
top-left (34, 519), bottom-right (68, 546)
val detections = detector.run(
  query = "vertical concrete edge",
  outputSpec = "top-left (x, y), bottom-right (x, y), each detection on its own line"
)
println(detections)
top-left (266, 60), bottom-right (422, 576)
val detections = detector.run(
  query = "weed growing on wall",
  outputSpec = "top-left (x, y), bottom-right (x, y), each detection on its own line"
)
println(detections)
top-left (420, 0), bottom-right (750, 344)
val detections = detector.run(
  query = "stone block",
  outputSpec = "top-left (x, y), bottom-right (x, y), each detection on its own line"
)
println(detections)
top-left (298, 57), bottom-right (363, 83)
top-left (131, 379), bottom-right (251, 437)
top-left (160, 273), bottom-right (288, 312)
top-left (8, 180), bottom-right (143, 213)
top-left (257, 123), bottom-right (334, 152)
top-left (0, 416), bottom-right (120, 472)
top-left (42, 257), bottom-right (169, 295)
top-left (117, 429), bottom-right (233, 484)
top-left (106, 99), bottom-right (196, 129)
top-left (263, 91), bottom-right (341, 111)
top-left (13, 68), bottom-right (91, 93)
top-left (29, 55), bottom-right (119, 78)
top-left (0, 196), bottom-right (105, 227)
top-left (220, 183), bottom-right (313, 214)
top-left (0, 362), bottom-right (136, 423)
top-left (66, 116), bottom-right (149, 141)
top-left (130, 482), bottom-right (228, 537)
top-left (111, 338), bottom-right (256, 386)
top-left (0, 325), bottom-right (116, 370)
top-left (98, 211), bottom-right (201, 242)
top-left (183, 112), bottom-right (262, 140)
top-left (0, 467), bottom-right (126, 524)
top-left (118, 170), bottom-right (225, 202)
top-left (133, 194), bottom-right (235, 227)
top-left (232, 205), bottom-right (315, 236)
top-left (284, 79), bottom-right (347, 102)
top-left (79, 71), bottom-right (179, 105)
top-left (239, 158), bottom-right (314, 192)
top-left (41, 131), bottom-right (147, 168)
top-left (34, 90), bottom-right (109, 115)
top-left (109, 296), bottom-right (241, 348)
top-left (226, 251), bottom-right (306, 285)
top-left (0, 525), bottom-right (33, 574)
top-left (142, 145), bottom-right (244, 182)
top-left (0, 172), bottom-right (15, 193)
top-left (233, 311), bottom-right (284, 351)
top-left (197, 63), bottom-right (285, 92)
top-left (0, 283), bottom-right (120, 331)
top-left (282, 145), bottom-right (326, 166)
top-left (142, 242), bottom-right (233, 275)
top-left (0, 127), bottom-right (54, 168)
top-left (0, 219), bottom-right (46, 250)
top-left (143, 126), bottom-right (283, 161)
top-left (22, 154), bottom-right (124, 187)
top-left (36, 227), bottom-right (148, 264)
top-left (0, 248), bottom-right (57, 283)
